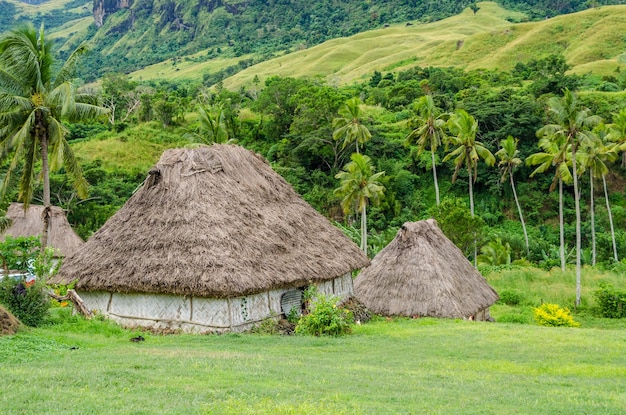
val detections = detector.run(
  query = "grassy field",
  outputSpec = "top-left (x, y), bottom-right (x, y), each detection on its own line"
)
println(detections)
top-left (1, 266), bottom-right (625, 414)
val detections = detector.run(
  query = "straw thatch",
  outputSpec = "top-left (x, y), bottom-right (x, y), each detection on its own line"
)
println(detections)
top-left (1, 203), bottom-right (84, 257)
top-left (52, 144), bottom-right (369, 298)
top-left (354, 219), bottom-right (499, 319)
top-left (0, 305), bottom-right (20, 336)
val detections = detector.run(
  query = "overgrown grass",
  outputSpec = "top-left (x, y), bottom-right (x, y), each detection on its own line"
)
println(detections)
top-left (1, 310), bottom-right (624, 414)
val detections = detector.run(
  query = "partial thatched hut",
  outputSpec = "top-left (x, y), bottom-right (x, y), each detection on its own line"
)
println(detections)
top-left (52, 145), bottom-right (369, 333)
top-left (1, 203), bottom-right (84, 258)
top-left (354, 219), bottom-right (498, 320)
top-left (0, 305), bottom-right (20, 336)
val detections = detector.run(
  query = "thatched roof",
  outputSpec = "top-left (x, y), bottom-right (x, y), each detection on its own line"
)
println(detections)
top-left (0, 305), bottom-right (20, 335)
top-left (52, 145), bottom-right (369, 298)
top-left (354, 219), bottom-right (499, 318)
top-left (1, 203), bottom-right (84, 257)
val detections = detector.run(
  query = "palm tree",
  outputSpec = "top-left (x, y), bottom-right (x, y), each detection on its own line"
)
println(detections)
top-left (526, 135), bottom-right (572, 271)
top-left (444, 109), bottom-right (495, 265)
top-left (332, 97), bottom-right (371, 154)
top-left (496, 136), bottom-right (529, 256)
top-left (606, 108), bottom-right (626, 168)
top-left (196, 102), bottom-right (229, 144)
top-left (334, 153), bottom-right (385, 256)
top-left (0, 24), bottom-right (108, 250)
top-left (537, 89), bottom-right (601, 306)
top-left (405, 94), bottom-right (448, 205)
top-left (579, 132), bottom-right (619, 264)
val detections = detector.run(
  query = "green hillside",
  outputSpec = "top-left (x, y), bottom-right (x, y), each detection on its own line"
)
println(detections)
top-left (125, 3), bottom-right (626, 88)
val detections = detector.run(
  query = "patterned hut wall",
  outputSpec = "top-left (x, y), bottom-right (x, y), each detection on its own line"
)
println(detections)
top-left (230, 291), bottom-right (271, 328)
top-left (77, 291), bottom-right (111, 313)
top-left (268, 289), bottom-right (284, 315)
top-left (316, 274), bottom-right (354, 298)
top-left (109, 293), bottom-right (192, 321)
top-left (190, 297), bottom-right (231, 327)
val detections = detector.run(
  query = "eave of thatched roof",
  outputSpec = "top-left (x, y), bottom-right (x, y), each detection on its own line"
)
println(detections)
top-left (52, 145), bottom-right (369, 298)
top-left (354, 219), bottom-right (499, 318)
top-left (1, 203), bottom-right (84, 257)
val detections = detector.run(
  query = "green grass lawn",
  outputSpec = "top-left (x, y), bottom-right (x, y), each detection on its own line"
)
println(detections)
top-left (2, 307), bottom-right (625, 414)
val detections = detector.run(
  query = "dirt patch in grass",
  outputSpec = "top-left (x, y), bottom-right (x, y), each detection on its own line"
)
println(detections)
top-left (0, 305), bottom-right (20, 335)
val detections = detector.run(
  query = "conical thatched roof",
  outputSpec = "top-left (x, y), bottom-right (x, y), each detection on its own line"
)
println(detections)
top-left (354, 219), bottom-right (498, 318)
top-left (1, 203), bottom-right (84, 257)
top-left (52, 145), bottom-right (369, 298)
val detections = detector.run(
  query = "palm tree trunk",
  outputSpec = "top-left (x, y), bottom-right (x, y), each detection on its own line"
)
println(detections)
top-left (603, 175), bottom-right (619, 262)
top-left (559, 178), bottom-right (565, 272)
top-left (361, 204), bottom-right (367, 256)
top-left (510, 172), bottom-right (529, 257)
top-left (468, 161), bottom-right (476, 267)
top-left (572, 145), bottom-right (582, 307)
top-left (38, 113), bottom-right (51, 252)
top-left (590, 170), bottom-right (596, 266)
top-left (431, 149), bottom-right (440, 206)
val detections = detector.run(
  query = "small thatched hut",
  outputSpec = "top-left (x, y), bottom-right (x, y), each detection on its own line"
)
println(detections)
top-left (354, 219), bottom-right (499, 320)
top-left (1, 203), bottom-right (84, 258)
top-left (52, 145), bottom-right (369, 333)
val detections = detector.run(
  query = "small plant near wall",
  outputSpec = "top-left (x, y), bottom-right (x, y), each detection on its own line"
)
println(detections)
top-left (533, 303), bottom-right (580, 328)
top-left (295, 290), bottom-right (354, 336)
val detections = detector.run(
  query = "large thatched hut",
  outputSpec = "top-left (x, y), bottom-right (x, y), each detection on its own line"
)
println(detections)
top-left (1, 203), bottom-right (84, 258)
top-left (354, 219), bottom-right (498, 320)
top-left (52, 145), bottom-right (369, 333)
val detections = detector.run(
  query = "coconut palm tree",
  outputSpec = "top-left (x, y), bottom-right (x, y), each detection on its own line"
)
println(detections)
top-left (579, 132), bottom-right (619, 264)
top-left (526, 135), bottom-right (572, 271)
top-left (197, 102), bottom-right (229, 144)
top-left (0, 24), bottom-right (108, 250)
top-left (496, 136), bottom-right (529, 256)
top-left (537, 89), bottom-right (601, 306)
top-left (444, 109), bottom-right (495, 265)
top-left (334, 153), bottom-right (385, 256)
top-left (405, 94), bottom-right (448, 205)
top-left (606, 108), bottom-right (626, 168)
top-left (332, 97), bottom-right (371, 154)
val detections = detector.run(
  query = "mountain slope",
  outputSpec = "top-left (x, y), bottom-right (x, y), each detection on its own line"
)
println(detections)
top-left (127, 3), bottom-right (626, 88)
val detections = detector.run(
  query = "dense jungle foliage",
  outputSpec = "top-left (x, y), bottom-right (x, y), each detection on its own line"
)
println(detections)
top-left (4, 51), bottom-right (625, 270)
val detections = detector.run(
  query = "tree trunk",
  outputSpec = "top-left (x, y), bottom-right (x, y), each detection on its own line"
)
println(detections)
top-left (572, 145), bottom-right (582, 307)
top-left (603, 175), bottom-right (619, 262)
top-left (48, 289), bottom-right (93, 319)
top-left (468, 160), bottom-right (476, 267)
top-left (589, 170), bottom-right (596, 266)
top-left (559, 178), bottom-right (565, 272)
top-left (510, 172), bottom-right (529, 257)
top-left (38, 112), bottom-right (51, 252)
top-left (361, 204), bottom-right (367, 256)
top-left (431, 149), bottom-right (440, 206)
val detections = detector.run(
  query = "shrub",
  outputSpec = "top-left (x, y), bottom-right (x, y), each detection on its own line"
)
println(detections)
top-left (0, 278), bottom-right (50, 327)
top-left (593, 282), bottom-right (626, 319)
top-left (295, 294), bottom-right (353, 336)
top-left (533, 303), bottom-right (580, 328)
top-left (498, 289), bottom-right (524, 306)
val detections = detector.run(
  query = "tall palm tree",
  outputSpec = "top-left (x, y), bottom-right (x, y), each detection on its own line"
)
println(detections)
top-left (0, 24), bottom-right (108, 250)
top-left (332, 97), bottom-right (371, 154)
top-left (405, 94), bottom-right (448, 205)
top-left (334, 153), bottom-right (385, 256)
top-left (579, 132), bottom-right (619, 264)
top-left (606, 108), bottom-right (626, 168)
top-left (496, 136), bottom-right (529, 256)
top-left (537, 89), bottom-right (601, 306)
top-left (526, 135), bottom-right (572, 271)
top-left (444, 109), bottom-right (495, 265)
